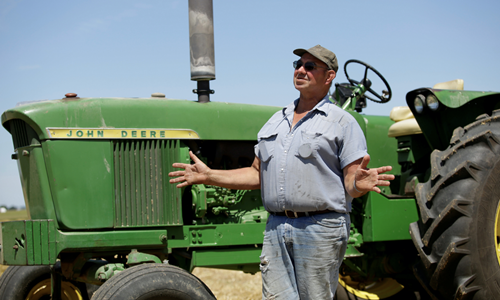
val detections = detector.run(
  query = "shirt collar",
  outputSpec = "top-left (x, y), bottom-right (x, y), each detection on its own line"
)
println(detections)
top-left (282, 94), bottom-right (331, 119)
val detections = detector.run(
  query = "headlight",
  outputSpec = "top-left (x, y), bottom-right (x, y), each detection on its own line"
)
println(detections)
top-left (426, 94), bottom-right (439, 111)
top-left (414, 94), bottom-right (425, 113)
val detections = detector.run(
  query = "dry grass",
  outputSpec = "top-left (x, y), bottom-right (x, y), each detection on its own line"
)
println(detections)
top-left (0, 265), bottom-right (8, 276)
top-left (0, 209), bottom-right (28, 222)
top-left (193, 268), bottom-right (262, 300)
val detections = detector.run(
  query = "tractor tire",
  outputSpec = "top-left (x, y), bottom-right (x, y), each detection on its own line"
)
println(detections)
top-left (91, 263), bottom-right (216, 300)
top-left (409, 110), bottom-right (500, 299)
top-left (0, 265), bottom-right (88, 300)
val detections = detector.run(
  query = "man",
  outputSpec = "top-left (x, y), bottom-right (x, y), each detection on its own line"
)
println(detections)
top-left (169, 45), bottom-right (394, 299)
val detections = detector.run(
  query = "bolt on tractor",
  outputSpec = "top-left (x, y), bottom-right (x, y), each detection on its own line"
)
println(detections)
top-left (1, 1), bottom-right (500, 300)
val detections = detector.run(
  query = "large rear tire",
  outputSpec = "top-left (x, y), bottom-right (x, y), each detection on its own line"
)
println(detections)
top-left (410, 110), bottom-right (500, 299)
top-left (91, 264), bottom-right (216, 300)
top-left (0, 265), bottom-right (87, 300)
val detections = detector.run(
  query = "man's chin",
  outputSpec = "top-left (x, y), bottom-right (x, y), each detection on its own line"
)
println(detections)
top-left (294, 82), bottom-right (308, 90)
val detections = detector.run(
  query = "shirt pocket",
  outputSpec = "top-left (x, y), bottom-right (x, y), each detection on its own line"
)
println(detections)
top-left (295, 130), bottom-right (322, 159)
top-left (258, 132), bottom-right (278, 162)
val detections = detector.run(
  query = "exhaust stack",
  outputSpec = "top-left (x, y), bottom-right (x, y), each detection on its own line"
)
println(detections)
top-left (189, 0), bottom-right (215, 103)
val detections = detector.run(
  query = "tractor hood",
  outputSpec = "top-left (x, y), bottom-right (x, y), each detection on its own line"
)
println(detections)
top-left (2, 97), bottom-right (281, 141)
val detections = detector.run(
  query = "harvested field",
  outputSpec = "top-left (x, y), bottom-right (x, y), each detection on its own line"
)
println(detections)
top-left (0, 209), bottom-right (27, 222)
top-left (0, 265), bottom-right (7, 276)
top-left (193, 268), bottom-right (262, 300)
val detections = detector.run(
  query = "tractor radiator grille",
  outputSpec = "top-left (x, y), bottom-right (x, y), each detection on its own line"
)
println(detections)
top-left (10, 119), bottom-right (31, 149)
top-left (113, 140), bottom-right (183, 227)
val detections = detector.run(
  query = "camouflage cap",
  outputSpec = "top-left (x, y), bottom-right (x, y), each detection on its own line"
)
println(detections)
top-left (293, 45), bottom-right (338, 72)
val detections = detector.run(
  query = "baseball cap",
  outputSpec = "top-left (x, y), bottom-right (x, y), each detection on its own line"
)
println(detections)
top-left (293, 45), bottom-right (338, 72)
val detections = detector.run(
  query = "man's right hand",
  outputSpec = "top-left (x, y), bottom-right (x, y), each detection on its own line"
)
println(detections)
top-left (168, 151), bottom-right (210, 188)
top-left (169, 152), bottom-right (261, 190)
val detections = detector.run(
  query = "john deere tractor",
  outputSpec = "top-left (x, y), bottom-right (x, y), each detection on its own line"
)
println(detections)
top-left (1, 1), bottom-right (500, 299)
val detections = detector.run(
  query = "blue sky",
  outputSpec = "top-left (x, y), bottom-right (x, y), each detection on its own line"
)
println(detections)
top-left (1, 0), bottom-right (499, 207)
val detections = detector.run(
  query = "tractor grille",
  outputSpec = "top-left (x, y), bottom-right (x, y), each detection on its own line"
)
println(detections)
top-left (10, 119), bottom-right (31, 149)
top-left (113, 140), bottom-right (183, 227)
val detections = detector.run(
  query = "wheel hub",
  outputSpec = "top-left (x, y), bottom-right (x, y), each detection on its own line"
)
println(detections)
top-left (26, 278), bottom-right (83, 300)
top-left (339, 275), bottom-right (403, 299)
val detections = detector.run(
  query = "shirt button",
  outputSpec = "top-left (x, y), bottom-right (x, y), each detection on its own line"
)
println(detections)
top-left (280, 187), bottom-right (283, 190)
top-left (281, 168), bottom-right (284, 172)
top-left (284, 150), bottom-right (287, 153)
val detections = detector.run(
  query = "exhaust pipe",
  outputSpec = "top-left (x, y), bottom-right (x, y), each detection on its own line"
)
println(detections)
top-left (189, 0), bottom-right (215, 103)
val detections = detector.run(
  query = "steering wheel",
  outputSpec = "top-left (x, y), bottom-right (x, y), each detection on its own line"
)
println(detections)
top-left (344, 59), bottom-right (392, 103)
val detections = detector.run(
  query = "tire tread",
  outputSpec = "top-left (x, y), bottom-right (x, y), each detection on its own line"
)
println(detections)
top-left (410, 114), bottom-right (500, 299)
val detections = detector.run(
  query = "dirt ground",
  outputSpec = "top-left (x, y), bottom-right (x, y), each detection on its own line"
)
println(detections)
top-left (193, 268), bottom-right (262, 300)
top-left (0, 265), bottom-right (7, 275)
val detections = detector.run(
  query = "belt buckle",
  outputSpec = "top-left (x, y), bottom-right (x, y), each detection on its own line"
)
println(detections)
top-left (284, 210), bottom-right (298, 218)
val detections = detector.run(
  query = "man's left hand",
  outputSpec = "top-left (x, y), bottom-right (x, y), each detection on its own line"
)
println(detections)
top-left (344, 155), bottom-right (395, 197)
top-left (354, 155), bottom-right (394, 194)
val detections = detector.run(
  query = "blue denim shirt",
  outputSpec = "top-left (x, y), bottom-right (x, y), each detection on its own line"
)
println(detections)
top-left (254, 96), bottom-right (367, 213)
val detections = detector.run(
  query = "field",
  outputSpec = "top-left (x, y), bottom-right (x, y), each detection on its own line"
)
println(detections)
top-left (193, 268), bottom-right (262, 300)
top-left (0, 209), bottom-right (28, 221)
top-left (0, 210), bottom-right (262, 299)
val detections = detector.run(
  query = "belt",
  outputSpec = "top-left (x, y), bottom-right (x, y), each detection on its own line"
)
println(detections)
top-left (271, 209), bottom-right (332, 219)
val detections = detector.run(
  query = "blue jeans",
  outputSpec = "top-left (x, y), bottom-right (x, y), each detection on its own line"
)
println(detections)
top-left (259, 212), bottom-right (350, 300)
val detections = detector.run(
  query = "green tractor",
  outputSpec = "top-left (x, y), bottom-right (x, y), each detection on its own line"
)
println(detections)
top-left (1, 1), bottom-right (500, 300)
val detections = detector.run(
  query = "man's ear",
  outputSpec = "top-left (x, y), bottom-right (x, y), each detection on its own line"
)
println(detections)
top-left (325, 70), bottom-right (336, 85)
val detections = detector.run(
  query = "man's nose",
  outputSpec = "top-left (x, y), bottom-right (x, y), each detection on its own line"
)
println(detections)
top-left (296, 66), bottom-right (307, 74)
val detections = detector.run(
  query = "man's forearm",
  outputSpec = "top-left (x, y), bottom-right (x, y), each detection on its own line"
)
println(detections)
top-left (205, 167), bottom-right (261, 190)
top-left (169, 153), bottom-right (262, 189)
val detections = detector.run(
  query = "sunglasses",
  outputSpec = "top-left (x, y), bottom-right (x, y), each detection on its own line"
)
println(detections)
top-left (293, 60), bottom-right (329, 71)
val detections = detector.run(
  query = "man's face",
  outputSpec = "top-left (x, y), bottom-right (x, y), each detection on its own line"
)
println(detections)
top-left (293, 53), bottom-right (335, 93)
